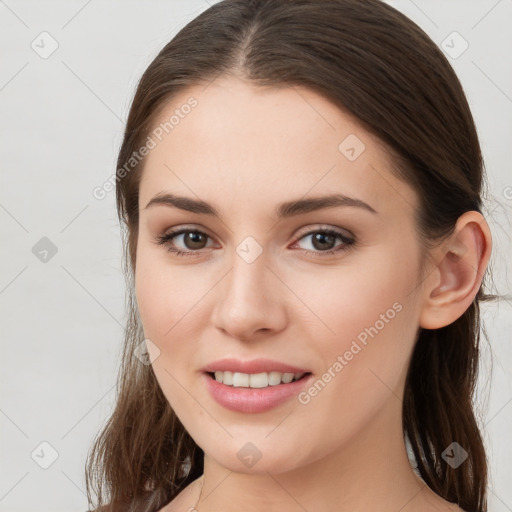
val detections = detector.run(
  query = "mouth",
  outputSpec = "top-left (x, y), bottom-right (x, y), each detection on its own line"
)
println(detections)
top-left (203, 370), bottom-right (314, 413)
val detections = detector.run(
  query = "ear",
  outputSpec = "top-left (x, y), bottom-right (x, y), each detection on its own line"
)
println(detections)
top-left (419, 211), bottom-right (492, 330)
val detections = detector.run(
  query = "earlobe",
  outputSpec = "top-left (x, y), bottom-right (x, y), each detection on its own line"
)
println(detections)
top-left (419, 211), bottom-right (492, 330)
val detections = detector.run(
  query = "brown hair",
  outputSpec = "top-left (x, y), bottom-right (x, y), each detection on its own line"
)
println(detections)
top-left (85, 1), bottom-right (495, 510)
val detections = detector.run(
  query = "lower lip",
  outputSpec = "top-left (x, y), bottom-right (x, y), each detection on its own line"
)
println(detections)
top-left (203, 372), bottom-right (313, 414)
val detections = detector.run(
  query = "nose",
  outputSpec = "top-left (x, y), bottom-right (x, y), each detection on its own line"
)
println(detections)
top-left (210, 248), bottom-right (288, 342)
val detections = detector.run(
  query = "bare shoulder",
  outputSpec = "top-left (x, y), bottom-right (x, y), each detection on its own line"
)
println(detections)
top-left (157, 476), bottom-right (203, 512)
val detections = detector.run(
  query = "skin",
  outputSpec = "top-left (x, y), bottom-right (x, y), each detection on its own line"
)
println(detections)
top-left (134, 74), bottom-right (491, 512)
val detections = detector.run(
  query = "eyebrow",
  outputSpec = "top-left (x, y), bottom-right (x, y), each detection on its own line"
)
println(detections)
top-left (144, 192), bottom-right (378, 217)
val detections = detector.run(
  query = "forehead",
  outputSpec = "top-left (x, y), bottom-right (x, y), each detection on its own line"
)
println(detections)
top-left (138, 75), bottom-right (418, 219)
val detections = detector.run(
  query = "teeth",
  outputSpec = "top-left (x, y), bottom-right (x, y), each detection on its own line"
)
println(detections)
top-left (212, 371), bottom-right (306, 388)
top-left (233, 372), bottom-right (249, 387)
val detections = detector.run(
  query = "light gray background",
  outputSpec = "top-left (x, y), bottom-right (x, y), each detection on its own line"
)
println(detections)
top-left (1, 1), bottom-right (511, 511)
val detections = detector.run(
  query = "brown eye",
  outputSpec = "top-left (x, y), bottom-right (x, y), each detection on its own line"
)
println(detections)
top-left (294, 228), bottom-right (355, 256)
top-left (182, 231), bottom-right (208, 250)
top-left (155, 229), bottom-right (214, 256)
top-left (310, 232), bottom-right (337, 251)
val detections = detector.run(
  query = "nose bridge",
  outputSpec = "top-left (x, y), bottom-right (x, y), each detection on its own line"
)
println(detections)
top-left (211, 237), bottom-right (287, 339)
top-left (224, 242), bottom-right (271, 313)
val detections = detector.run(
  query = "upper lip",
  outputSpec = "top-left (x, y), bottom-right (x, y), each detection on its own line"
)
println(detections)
top-left (201, 358), bottom-right (311, 375)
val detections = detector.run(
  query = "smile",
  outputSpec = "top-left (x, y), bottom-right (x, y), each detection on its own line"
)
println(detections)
top-left (209, 370), bottom-right (308, 388)
top-left (203, 371), bottom-right (313, 413)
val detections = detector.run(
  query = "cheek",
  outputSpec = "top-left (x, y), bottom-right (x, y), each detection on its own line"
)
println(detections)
top-left (134, 251), bottom-right (205, 415)
top-left (291, 248), bottom-right (417, 348)
top-left (134, 247), bottom-right (206, 340)
top-left (289, 245), bottom-right (421, 405)
top-left (286, 266), bottom-right (418, 455)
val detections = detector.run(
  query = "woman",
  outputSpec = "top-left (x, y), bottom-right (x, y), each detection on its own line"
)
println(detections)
top-left (85, 1), bottom-right (495, 511)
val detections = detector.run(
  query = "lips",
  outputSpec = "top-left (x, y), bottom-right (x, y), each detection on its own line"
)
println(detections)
top-left (201, 357), bottom-right (311, 375)
top-left (203, 371), bottom-right (314, 413)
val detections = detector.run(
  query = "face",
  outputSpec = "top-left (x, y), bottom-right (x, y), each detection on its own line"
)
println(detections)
top-left (135, 74), bottom-right (426, 475)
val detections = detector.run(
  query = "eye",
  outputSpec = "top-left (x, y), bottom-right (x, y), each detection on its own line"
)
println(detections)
top-left (291, 227), bottom-right (355, 257)
top-left (155, 228), bottom-right (215, 257)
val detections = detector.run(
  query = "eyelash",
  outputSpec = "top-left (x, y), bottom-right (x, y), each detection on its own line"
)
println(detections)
top-left (154, 227), bottom-right (356, 259)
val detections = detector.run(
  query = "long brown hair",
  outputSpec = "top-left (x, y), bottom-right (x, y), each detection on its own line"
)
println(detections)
top-left (85, 1), bottom-right (495, 510)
